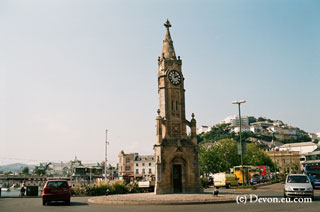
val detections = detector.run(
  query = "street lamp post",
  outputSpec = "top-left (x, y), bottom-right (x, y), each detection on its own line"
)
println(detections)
top-left (289, 144), bottom-right (292, 174)
top-left (105, 129), bottom-right (109, 181)
top-left (232, 100), bottom-right (246, 185)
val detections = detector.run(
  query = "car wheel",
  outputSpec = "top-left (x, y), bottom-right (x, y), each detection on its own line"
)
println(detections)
top-left (42, 200), bottom-right (46, 206)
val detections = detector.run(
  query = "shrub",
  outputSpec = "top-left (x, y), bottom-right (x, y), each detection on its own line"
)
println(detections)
top-left (201, 177), bottom-right (209, 188)
top-left (271, 179), bottom-right (280, 184)
top-left (71, 180), bottom-right (134, 196)
top-left (127, 181), bottom-right (141, 193)
top-left (71, 186), bottom-right (86, 196)
top-left (111, 180), bottom-right (128, 194)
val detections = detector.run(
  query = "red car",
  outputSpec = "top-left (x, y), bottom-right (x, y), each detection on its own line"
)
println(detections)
top-left (41, 180), bottom-right (71, 205)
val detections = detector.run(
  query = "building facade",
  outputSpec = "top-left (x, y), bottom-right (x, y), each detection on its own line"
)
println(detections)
top-left (154, 20), bottom-right (202, 194)
top-left (118, 151), bottom-right (138, 181)
top-left (134, 155), bottom-right (155, 180)
top-left (267, 150), bottom-right (301, 174)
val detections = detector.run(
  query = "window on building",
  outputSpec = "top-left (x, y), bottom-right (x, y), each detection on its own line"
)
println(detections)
top-left (142, 163), bottom-right (145, 166)
top-left (142, 169), bottom-right (145, 174)
top-left (126, 158), bottom-right (130, 163)
top-left (149, 163), bottom-right (151, 166)
top-left (125, 166), bottom-right (130, 171)
top-left (136, 163), bottom-right (138, 167)
top-left (149, 169), bottom-right (152, 174)
top-left (136, 169), bottom-right (139, 174)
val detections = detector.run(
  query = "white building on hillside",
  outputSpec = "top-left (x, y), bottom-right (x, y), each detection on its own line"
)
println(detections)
top-left (308, 133), bottom-right (319, 141)
top-left (279, 142), bottom-right (317, 155)
top-left (249, 122), bottom-right (273, 134)
top-left (268, 125), bottom-right (300, 140)
top-left (220, 115), bottom-right (250, 133)
top-left (220, 115), bottom-right (249, 127)
top-left (197, 126), bottom-right (212, 134)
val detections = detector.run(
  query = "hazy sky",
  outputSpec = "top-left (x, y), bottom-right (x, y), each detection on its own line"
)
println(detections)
top-left (1, 0), bottom-right (319, 166)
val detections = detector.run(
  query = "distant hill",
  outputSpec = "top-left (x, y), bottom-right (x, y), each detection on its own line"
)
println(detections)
top-left (0, 163), bottom-right (36, 173)
top-left (199, 115), bottom-right (315, 145)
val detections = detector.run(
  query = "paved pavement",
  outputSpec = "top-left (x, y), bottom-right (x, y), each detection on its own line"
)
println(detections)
top-left (1, 183), bottom-right (320, 212)
top-left (88, 192), bottom-right (238, 205)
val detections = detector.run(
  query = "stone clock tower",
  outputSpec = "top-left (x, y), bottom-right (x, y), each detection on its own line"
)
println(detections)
top-left (154, 20), bottom-right (202, 194)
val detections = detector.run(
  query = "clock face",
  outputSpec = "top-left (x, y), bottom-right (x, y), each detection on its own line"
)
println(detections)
top-left (167, 70), bottom-right (182, 85)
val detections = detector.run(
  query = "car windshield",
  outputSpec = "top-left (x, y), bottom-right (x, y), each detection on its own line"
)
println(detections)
top-left (46, 181), bottom-right (68, 188)
top-left (287, 176), bottom-right (309, 183)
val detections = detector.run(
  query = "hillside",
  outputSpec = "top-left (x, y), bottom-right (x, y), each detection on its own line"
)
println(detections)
top-left (198, 116), bottom-right (316, 146)
top-left (0, 163), bottom-right (36, 173)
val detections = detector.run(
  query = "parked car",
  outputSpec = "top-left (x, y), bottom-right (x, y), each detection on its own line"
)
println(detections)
top-left (259, 175), bottom-right (267, 183)
top-left (250, 174), bottom-right (260, 185)
top-left (213, 173), bottom-right (238, 188)
top-left (41, 180), bottom-right (71, 205)
top-left (284, 174), bottom-right (314, 199)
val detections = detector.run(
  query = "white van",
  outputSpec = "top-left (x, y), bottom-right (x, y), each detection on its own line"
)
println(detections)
top-left (213, 173), bottom-right (238, 188)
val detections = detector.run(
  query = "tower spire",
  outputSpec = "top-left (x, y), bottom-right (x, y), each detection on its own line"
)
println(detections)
top-left (161, 19), bottom-right (176, 59)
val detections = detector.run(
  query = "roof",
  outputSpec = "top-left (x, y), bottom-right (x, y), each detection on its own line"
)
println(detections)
top-left (134, 155), bottom-right (155, 161)
top-left (280, 142), bottom-right (316, 148)
top-left (306, 150), bottom-right (320, 156)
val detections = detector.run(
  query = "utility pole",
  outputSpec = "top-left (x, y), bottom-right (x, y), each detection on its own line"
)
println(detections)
top-left (289, 144), bottom-right (292, 174)
top-left (232, 100), bottom-right (246, 185)
top-left (105, 129), bottom-right (109, 181)
top-left (272, 132), bottom-right (276, 171)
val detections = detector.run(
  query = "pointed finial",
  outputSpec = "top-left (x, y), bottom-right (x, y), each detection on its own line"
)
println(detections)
top-left (161, 19), bottom-right (176, 59)
top-left (157, 109), bottom-right (160, 115)
top-left (191, 113), bottom-right (195, 119)
top-left (164, 19), bottom-right (171, 29)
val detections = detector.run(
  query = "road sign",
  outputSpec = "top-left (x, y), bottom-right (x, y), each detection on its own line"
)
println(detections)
top-left (237, 142), bottom-right (246, 155)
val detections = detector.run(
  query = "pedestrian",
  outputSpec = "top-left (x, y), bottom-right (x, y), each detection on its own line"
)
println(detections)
top-left (20, 184), bottom-right (26, 197)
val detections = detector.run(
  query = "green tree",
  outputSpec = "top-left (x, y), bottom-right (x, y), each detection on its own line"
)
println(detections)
top-left (199, 139), bottom-right (240, 175)
top-left (243, 143), bottom-right (275, 171)
top-left (198, 124), bottom-right (235, 143)
top-left (5, 171), bottom-right (13, 175)
top-left (33, 167), bottom-right (46, 176)
top-left (199, 139), bottom-right (276, 174)
top-left (22, 167), bottom-right (29, 175)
